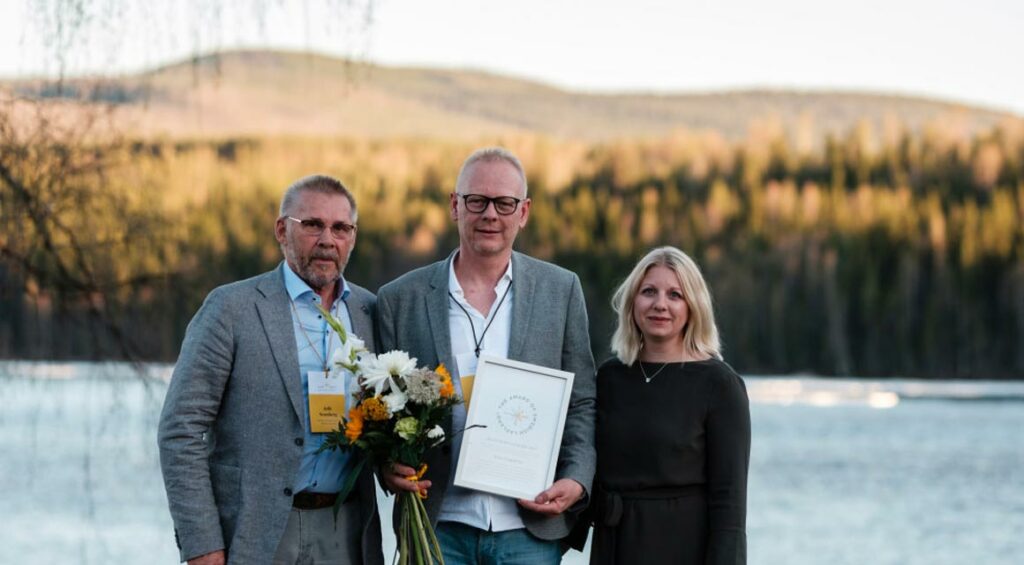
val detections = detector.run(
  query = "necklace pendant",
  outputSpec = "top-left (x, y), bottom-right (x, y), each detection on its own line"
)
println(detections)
top-left (639, 361), bottom-right (670, 383)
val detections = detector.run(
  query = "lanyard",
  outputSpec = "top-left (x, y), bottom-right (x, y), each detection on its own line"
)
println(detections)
top-left (448, 280), bottom-right (512, 358)
top-left (290, 298), bottom-right (335, 374)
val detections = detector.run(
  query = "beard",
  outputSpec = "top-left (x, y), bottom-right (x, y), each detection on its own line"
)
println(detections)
top-left (286, 245), bottom-right (346, 291)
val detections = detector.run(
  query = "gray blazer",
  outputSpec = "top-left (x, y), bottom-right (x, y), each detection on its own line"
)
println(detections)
top-left (376, 251), bottom-right (597, 540)
top-left (158, 265), bottom-right (384, 565)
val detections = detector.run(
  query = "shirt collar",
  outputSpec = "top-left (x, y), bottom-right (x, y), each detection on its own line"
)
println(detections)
top-left (282, 261), bottom-right (350, 305)
top-left (448, 252), bottom-right (513, 298)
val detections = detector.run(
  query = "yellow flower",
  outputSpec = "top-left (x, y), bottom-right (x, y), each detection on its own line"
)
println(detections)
top-left (436, 363), bottom-right (455, 399)
top-left (344, 406), bottom-right (364, 442)
top-left (361, 396), bottom-right (391, 421)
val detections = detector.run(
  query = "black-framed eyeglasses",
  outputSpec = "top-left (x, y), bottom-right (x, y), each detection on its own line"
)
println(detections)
top-left (286, 216), bottom-right (357, 238)
top-left (457, 193), bottom-right (524, 215)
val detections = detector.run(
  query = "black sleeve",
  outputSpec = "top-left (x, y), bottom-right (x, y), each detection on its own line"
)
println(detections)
top-left (704, 366), bottom-right (751, 565)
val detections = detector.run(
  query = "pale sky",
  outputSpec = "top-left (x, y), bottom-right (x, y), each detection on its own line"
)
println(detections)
top-left (1, 0), bottom-right (1022, 114)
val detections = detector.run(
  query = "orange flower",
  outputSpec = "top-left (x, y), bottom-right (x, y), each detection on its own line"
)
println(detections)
top-left (435, 363), bottom-right (451, 380)
top-left (440, 378), bottom-right (455, 399)
top-left (436, 363), bottom-right (455, 399)
top-left (361, 396), bottom-right (391, 421)
top-left (344, 406), bottom-right (364, 442)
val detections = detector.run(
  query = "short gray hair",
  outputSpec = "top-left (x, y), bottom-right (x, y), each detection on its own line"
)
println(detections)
top-left (279, 174), bottom-right (358, 222)
top-left (456, 147), bottom-right (528, 196)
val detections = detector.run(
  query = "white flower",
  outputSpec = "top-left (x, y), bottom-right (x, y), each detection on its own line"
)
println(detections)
top-left (330, 348), bottom-right (346, 365)
top-left (376, 350), bottom-right (418, 380)
top-left (357, 350), bottom-right (419, 396)
top-left (355, 352), bottom-right (377, 370)
top-left (357, 354), bottom-right (391, 395)
top-left (382, 386), bottom-right (408, 413)
top-left (346, 373), bottom-right (363, 397)
top-left (426, 425), bottom-right (445, 440)
top-left (331, 334), bottom-right (367, 369)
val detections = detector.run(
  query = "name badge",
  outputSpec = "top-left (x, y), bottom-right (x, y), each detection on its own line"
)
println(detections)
top-left (309, 370), bottom-right (346, 433)
top-left (455, 352), bottom-right (478, 409)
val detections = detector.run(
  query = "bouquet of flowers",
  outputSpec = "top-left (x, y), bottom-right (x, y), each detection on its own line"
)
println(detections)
top-left (316, 308), bottom-right (460, 565)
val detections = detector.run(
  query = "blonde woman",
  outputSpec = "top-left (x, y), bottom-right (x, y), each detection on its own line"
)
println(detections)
top-left (576, 246), bottom-right (750, 564)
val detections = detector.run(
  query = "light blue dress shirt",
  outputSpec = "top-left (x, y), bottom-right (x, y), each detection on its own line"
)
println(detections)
top-left (283, 263), bottom-right (355, 494)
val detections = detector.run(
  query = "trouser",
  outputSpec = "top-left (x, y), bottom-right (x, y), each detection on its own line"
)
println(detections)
top-left (272, 502), bottom-right (362, 565)
top-left (435, 521), bottom-right (561, 565)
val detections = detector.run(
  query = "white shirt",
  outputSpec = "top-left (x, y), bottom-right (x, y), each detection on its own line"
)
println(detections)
top-left (438, 254), bottom-right (524, 532)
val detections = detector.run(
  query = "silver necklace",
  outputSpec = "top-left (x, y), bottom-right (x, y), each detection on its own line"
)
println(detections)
top-left (639, 361), bottom-right (672, 383)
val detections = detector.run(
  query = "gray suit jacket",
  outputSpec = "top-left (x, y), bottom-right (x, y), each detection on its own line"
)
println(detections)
top-left (376, 251), bottom-right (596, 540)
top-left (158, 265), bottom-right (384, 565)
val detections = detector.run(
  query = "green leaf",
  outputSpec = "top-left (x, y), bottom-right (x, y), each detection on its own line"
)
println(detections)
top-left (316, 303), bottom-right (348, 343)
top-left (332, 457), bottom-right (367, 523)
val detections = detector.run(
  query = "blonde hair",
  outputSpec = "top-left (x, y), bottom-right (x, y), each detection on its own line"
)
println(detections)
top-left (610, 246), bottom-right (721, 365)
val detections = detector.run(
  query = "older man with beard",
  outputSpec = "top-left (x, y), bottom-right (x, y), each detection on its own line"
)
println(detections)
top-left (158, 175), bottom-right (384, 565)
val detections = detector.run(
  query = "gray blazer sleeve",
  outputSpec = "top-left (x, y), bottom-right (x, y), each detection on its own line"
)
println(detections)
top-left (376, 286), bottom-right (397, 354)
top-left (157, 287), bottom-right (234, 560)
top-left (554, 273), bottom-right (597, 495)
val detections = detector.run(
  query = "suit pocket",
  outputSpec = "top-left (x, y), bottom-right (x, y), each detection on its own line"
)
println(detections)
top-left (210, 462), bottom-right (242, 545)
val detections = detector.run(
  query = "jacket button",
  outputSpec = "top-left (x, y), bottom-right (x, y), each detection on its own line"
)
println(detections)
top-left (294, 438), bottom-right (304, 446)
top-left (283, 488), bottom-right (293, 497)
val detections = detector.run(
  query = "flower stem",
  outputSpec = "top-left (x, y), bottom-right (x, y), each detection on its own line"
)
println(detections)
top-left (408, 491), bottom-right (430, 564)
top-left (398, 495), bottom-right (410, 565)
top-left (413, 495), bottom-right (442, 560)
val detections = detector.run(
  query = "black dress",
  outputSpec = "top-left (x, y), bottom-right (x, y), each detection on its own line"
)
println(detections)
top-left (587, 358), bottom-right (750, 565)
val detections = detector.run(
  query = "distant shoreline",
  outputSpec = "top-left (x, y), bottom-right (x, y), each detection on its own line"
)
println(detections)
top-left (4, 362), bottom-right (1024, 405)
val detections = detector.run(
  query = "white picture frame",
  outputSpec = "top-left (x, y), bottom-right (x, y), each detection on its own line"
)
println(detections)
top-left (453, 355), bottom-right (575, 500)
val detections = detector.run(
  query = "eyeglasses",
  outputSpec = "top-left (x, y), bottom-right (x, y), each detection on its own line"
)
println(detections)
top-left (286, 216), bottom-right (357, 238)
top-left (457, 193), bottom-right (524, 215)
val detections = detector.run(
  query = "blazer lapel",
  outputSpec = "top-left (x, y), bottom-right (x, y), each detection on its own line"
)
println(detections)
top-left (346, 292), bottom-right (375, 353)
top-left (508, 251), bottom-right (535, 360)
top-left (255, 265), bottom-right (305, 427)
top-left (426, 256), bottom-right (454, 370)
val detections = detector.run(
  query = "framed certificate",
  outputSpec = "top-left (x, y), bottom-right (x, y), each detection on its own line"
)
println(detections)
top-left (453, 355), bottom-right (575, 500)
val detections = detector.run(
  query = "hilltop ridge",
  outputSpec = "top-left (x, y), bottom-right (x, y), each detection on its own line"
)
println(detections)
top-left (7, 49), bottom-right (1018, 141)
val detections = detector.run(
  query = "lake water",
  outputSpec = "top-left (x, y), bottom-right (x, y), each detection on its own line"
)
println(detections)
top-left (1, 362), bottom-right (1022, 564)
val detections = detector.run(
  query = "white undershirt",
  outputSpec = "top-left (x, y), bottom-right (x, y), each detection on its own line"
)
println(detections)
top-left (438, 254), bottom-right (524, 532)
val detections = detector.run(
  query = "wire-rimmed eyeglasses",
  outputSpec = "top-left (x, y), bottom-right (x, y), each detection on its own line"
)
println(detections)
top-left (285, 216), bottom-right (357, 239)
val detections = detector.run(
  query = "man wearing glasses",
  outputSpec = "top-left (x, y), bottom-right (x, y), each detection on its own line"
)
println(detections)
top-left (377, 148), bottom-right (596, 564)
top-left (159, 175), bottom-right (383, 565)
